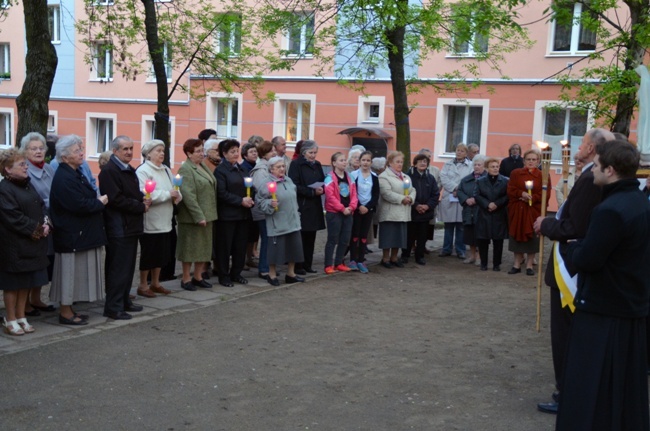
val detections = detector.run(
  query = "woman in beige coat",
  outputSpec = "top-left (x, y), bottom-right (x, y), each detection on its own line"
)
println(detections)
top-left (176, 139), bottom-right (217, 291)
top-left (377, 151), bottom-right (415, 268)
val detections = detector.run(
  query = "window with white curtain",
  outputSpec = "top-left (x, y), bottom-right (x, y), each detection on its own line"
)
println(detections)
top-left (48, 5), bottom-right (60, 43)
top-left (216, 99), bottom-right (239, 139)
top-left (0, 112), bottom-right (12, 146)
top-left (551, 3), bottom-right (596, 54)
top-left (445, 106), bottom-right (483, 152)
top-left (543, 108), bottom-right (588, 161)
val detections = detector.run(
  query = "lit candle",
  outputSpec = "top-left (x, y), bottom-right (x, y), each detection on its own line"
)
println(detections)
top-left (172, 174), bottom-right (183, 191)
top-left (403, 176), bottom-right (411, 196)
top-left (144, 179), bottom-right (156, 199)
top-left (267, 181), bottom-right (278, 211)
top-left (244, 177), bottom-right (253, 198)
top-left (560, 140), bottom-right (571, 199)
top-left (525, 180), bottom-right (533, 206)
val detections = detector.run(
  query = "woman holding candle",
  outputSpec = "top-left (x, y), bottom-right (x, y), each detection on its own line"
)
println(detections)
top-left (256, 157), bottom-right (304, 285)
top-left (176, 138), bottom-right (217, 291)
top-left (250, 141), bottom-right (277, 282)
top-left (287, 140), bottom-right (326, 274)
top-left (214, 139), bottom-right (254, 287)
top-left (377, 151), bottom-right (415, 268)
top-left (439, 143), bottom-right (473, 259)
top-left (323, 152), bottom-right (358, 274)
top-left (135, 140), bottom-right (182, 297)
top-left (240, 142), bottom-right (260, 269)
top-left (0, 148), bottom-right (51, 334)
top-left (507, 149), bottom-right (547, 275)
top-left (475, 158), bottom-right (509, 271)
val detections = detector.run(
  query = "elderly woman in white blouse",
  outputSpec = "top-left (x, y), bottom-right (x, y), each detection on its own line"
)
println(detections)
top-left (135, 140), bottom-right (182, 298)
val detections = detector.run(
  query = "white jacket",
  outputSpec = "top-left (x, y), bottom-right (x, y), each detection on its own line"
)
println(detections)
top-left (135, 161), bottom-right (181, 233)
top-left (377, 168), bottom-right (416, 223)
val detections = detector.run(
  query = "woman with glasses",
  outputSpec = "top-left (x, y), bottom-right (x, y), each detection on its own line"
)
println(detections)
top-left (506, 149), bottom-right (548, 276)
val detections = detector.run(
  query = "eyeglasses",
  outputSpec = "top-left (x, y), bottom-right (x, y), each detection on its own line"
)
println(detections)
top-left (14, 162), bottom-right (28, 168)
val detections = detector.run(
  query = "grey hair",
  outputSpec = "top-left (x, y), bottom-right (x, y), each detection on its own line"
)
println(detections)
top-left (20, 132), bottom-right (46, 150)
top-left (204, 138), bottom-right (220, 153)
top-left (472, 155), bottom-right (486, 166)
top-left (371, 157), bottom-right (386, 171)
top-left (55, 134), bottom-right (84, 162)
top-left (271, 136), bottom-right (285, 146)
top-left (248, 135), bottom-right (264, 146)
top-left (467, 143), bottom-right (479, 152)
top-left (300, 140), bottom-right (318, 155)
top-left (111, 135), bottom-right (133, 151)
top-left (589, 128), bottom-right (616, 147)
top-left (347, 148), bottom-right (362, 163)
top-left (350, 144), bottom-right (366, 153)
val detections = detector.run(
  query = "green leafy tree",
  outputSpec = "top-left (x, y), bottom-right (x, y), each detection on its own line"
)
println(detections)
top-left (258, 0), bottom-right (531, 168)
top-left (77, 0), bottom-right (286, 164)
top-left (548, 0), bottom-right (650, 136)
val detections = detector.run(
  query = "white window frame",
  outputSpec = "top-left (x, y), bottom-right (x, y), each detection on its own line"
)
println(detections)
top-left (533, 101), bottom-right (593, 162)
top-left (0, 108), bottom-right (14, 146)
top-left (91, 42), bottom-right (113, 81)
top-left (205, 92), bottom-right (243, 142)
top-left (549, 3), bottom-right (597, 56)
top-left (0, 43), bottom-right (10, 78)
top-left (48, 4), bottom-right (61, 44)
top-left (216, 14), bottom-right (242, 58)
top-left (273, 93), bottom-right (316, 145)
top-left (94, 0), bottom-right (114, 5)
top-left (434, 98), bottom-right (489, 161)
top-left (86, 113), bottom-right (117, 156)
top-left (284, 12), bottom-right (315, 58)
top-left (141, 114), bottom-right (176, 165)
top-left (47, 111), bottom-right (58, 134)
top-left (357, 95), bottom-right (385, 127)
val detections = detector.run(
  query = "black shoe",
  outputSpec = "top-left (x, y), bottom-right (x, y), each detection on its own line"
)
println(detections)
top-left (304, 267), bottom-right (317, 274)
top-left (493, 265), bottom-right (501, 272)
top-left (285, 275), bottom-right (305, 283)
top-left (438, 252), bottom-right (452, 257)
top-left (219, 278), bottom-right (234, 287)
top-left (380, 260), bottom-right (393, 269)
top-left (267, 277), bottom-right (280, 286)
top-left (180, 280), bottom-right (197, 291)
top-left (537, 402), bottom-right (558, 414)
top-left (25, 308), bottom-right (41, 317)
top-left (526, 268), bottom-right (535, 276)
top-left (59, 314), bottom-right (89, 325)
top-left (192, 278), bottom-right (212, 288)
top-left (125, 304), bottom-right (143, 312)
top-left (508, 267), bottom-right (521, 274)
top-left (552, 391), bottom-right (560, 403)
top-left (391, 260), bottom-right (405, 268)
top-left (294, 268), bottom-right (307, 275)
top-left (480, 265), bottom-right (488, 271)
top-left (103, 311), bottom-right (132, 320)
top-left (201, 271), bottom-right (211, 280)
top-left (415, 258), bottom-right (426, 265)
top-left (400, 256), bottom-right (410, 264)
top-left (258, 273), bottom-right (272, 282)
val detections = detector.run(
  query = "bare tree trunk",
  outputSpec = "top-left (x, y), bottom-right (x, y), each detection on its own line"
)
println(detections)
top-left (142, 0), bottom-right (171, 166)
top-left (16, 0), bottom-right (58, 143)
top-left (385, 6), bottom-right (410, 171)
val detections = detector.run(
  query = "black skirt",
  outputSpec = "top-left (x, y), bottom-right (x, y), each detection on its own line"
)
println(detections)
top-left (556, 310), bottom-right (649, 431)
top-left (139, 231), bottom-right (172, 270)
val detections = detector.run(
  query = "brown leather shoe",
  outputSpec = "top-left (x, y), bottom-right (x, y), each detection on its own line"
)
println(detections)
top-left (150, 285), bottom-right (172, 295)
top-left (136, 288), bottom-right (157, 298)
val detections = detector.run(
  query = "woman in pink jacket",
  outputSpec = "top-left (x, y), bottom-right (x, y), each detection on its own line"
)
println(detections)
top-left (323, 152), bottom-right (358, 274)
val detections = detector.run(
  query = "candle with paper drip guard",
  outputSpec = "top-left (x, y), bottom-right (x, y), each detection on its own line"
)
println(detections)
top-left (534, 141), bottom-right (553, 332)
top-left (525, 180), bottom-right (533, 206)
top-left (267, 181), bottom-right (278, 211)
top-left (402, 176), bottom-right (411, 196)
top-left (144, 179), bottom-right (156, 199)
top-left (173, 174), bottom-right (183, 191)
top-left (244, 177), bottom-right (253, 198)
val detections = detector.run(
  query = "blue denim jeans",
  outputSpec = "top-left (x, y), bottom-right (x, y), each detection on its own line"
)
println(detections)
top-left (258, 220), bottom-right (269, 274)
top-left (325, 212), bottom-right (353, 267)
top-left (442, 222), bottom-right (465, 256)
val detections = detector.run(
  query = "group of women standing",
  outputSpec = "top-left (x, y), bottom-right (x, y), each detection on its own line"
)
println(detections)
top-left (457, 148), bottom-right (547, 273)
